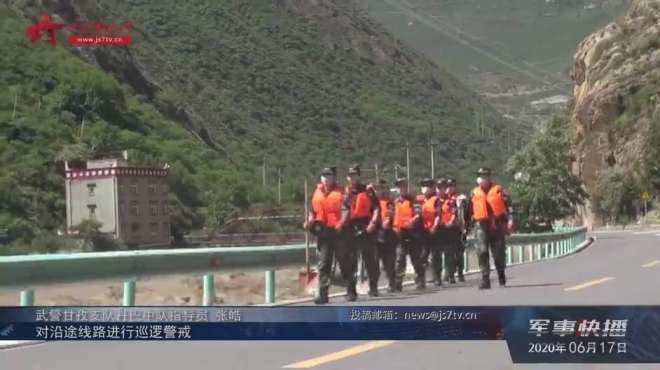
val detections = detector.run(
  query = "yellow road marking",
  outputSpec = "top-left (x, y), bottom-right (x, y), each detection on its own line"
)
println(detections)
top-left (283, 341), bottom-right (397, 368)
top-left (564, 277), bottom-right (615, 291)
top-left (642, 260), bottom-right (660, 268)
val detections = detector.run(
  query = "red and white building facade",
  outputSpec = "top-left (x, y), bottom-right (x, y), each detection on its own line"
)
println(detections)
top-left (65, 159), bottom-right (171, 246)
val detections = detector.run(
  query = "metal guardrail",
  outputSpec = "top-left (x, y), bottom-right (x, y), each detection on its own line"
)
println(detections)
top-left (0, 227), bottom-right (588, 306)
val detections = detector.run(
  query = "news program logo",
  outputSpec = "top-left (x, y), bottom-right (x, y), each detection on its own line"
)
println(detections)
top-left (25, 14), bottom-right (133, 46)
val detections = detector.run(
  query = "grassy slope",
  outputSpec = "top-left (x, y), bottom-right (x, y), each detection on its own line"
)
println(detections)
top-left (365, 0), bottom-right (627, 83)
top-left (2, 0), bottom-right (514, 245)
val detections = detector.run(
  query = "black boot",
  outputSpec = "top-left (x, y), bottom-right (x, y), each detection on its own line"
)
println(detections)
top-left (434, 273), bottom-right (443, 286)
top-left (498, 271), bottom-right (506, 286)
top-left (449, 276), bottom-right (456, 284)
top-left (457, 272), bottom-right (465, 282)
top-left (314, 288), bottom-right (329, 304)
top-left (478, 274), bottom-right (491, 290)
top-left (368, 283), bottom-right (379, 297)
top-left (387, 278), bottom-right (396, 293)
top-left (346, 285), bottom-right (358, 302)
top-left (416, 276), bottom-right (426, 290)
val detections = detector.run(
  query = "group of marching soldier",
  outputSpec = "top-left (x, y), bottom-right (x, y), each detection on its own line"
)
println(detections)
top-left (303, 164), bottom-right (515, 304)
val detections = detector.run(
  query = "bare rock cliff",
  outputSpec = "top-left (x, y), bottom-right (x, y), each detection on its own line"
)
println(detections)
top-left (570, 0), bottom-right (660, 226)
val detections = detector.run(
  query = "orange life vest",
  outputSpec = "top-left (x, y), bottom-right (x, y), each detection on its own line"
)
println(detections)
top-left (379, 199), bottom-right (391, 226)
top-left (440, 198), bottom-right (455, 225)
top-left (348, 187), bottom-right (373, 219)
top-left (421, 195), bottom-right (438, 230)
top-left (311, 184), bottom-right (344, 227)
top-left (471, 184), bottom-right (507, 221)
top-left (393, 197), bottom-right (415, 231)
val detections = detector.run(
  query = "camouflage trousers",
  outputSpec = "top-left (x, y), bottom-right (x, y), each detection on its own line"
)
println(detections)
top-left (475, 221), bottom-right (507, 280)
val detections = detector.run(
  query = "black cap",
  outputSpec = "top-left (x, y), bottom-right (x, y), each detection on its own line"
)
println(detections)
top-left (348, 164), bottom-right (361, 175)
top-left (394, 177), bottom-right (408, 186)
top-left (321, 167), bottom-right (337, 176)
top-left (436, 177), bottom-right (448, 187)
top-left (446, 178), bottom-right (456, 186)
top-left (418, 177), bottom-right (434, 187)
top-left (477, 167), bottom-right (492, 176)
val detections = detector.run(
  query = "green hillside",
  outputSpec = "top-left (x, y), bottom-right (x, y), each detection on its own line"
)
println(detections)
top-left (2, 0), bottom-right (514, 247)
top-left (364, 0), bottom-right (628, 127)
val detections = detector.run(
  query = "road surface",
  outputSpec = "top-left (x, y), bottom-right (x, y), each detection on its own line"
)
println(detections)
top-left (2, 229), bottom-right (660, 370)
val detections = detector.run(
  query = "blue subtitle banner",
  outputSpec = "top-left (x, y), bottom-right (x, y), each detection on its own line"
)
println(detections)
top-left (0, 306), bottom-right (659, 363)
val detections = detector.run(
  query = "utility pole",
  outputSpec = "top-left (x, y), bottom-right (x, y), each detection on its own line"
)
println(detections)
top-left (374, 163), bottom-right (379, 183)
top-left (277, 168), bottom-right (282, 204)
top-left (304, 178), bottom-right (310, 277)
top-left (480, 104), bottom-right (485, 137)
top-left (394, 164), bottom-right (399, 180)
top-left (430, 143), bottom-right (436, 179)
top-left (406, 142), bottom-right (411, 194)
top-left (12, 90), bottom-right (18, 120)
top-left (262, 156), bottom-right (266, 187)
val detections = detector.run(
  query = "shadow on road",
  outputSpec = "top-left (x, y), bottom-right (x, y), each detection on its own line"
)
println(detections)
top-left (503, 282), bottom-right (562, 288)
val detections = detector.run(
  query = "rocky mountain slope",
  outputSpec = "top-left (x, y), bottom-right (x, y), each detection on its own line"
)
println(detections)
top-left (364, 0), bottom-right (628, 130)
top-left (569, 0), bottom-right (660, 225)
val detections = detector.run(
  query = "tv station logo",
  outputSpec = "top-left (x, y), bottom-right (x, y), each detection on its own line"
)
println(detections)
top-left (527, 318), bottom-right (629, 356)
top-left (25, 14), bottom-right (133, 46)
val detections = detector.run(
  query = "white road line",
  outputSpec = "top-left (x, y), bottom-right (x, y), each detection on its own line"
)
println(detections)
top-left (642, 260), bottom-right (660, 268)
top-left (564, 277), bottom-right (615, 291)
top-left (0, 341), bottom-right (29, 349)
top-left (633, 230), bottom-right (660, 235)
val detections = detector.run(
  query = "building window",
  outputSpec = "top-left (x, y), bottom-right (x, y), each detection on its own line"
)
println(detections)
top-left (150, 222), bottom-right (158, 236)
top-left (121, 223), bottom-right (127, 234)
top-left (131, 223), bottom-right (140, 233)
top-left (162, 222), bottom-right (170, 235)
top-left (87, 204), bottom-right (97, 218)
top-left (162, 184), bottom-right (168, 194)
top-left (119, 184), bottom-right (125, 194)
top-left (149, 201), bottom-right (158, 217)
top-left (130, 182), bottom-right (139, 195)
top-left (162, 201), bottom-right (169, 215)
top-left (119, 201), bottom-right (126, 215)
top-left (87, 183), bottom-right (96, 196)
top-left (148, 181), bottom-right (156, 195)
top-left (130, 201), bottom-right (139, 216)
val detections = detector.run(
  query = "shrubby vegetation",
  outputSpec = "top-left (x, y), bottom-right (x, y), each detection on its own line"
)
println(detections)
top-left (507, 113), bottom-right (588, 227)
top-left (2, 1), bottom-right (511, 250)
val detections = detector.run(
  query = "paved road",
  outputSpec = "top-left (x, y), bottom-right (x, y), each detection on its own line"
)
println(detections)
top-left (2, 229), bottom-right (660, 370)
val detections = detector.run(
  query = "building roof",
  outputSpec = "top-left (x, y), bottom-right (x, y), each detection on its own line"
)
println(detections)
top-left (66, 167), bottom-right (168, 180)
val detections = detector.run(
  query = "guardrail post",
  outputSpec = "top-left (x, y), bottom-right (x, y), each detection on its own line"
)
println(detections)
top-left (203, 273), bottom-right (215, 306)
top-left (518, 245), bottom-right (523, 264)
top-left (463, 251), bottom-right (468, 273)
top-left (20, 289), bottom-right (34, 306)
top-left (543, 243), bottom-right (548, 258)
top-left (506, 246), bottom-right (512, 265)
top-left (265, 270), bottom-right (275, 304)
top-left (123, 280), bottom-right (136, 306)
